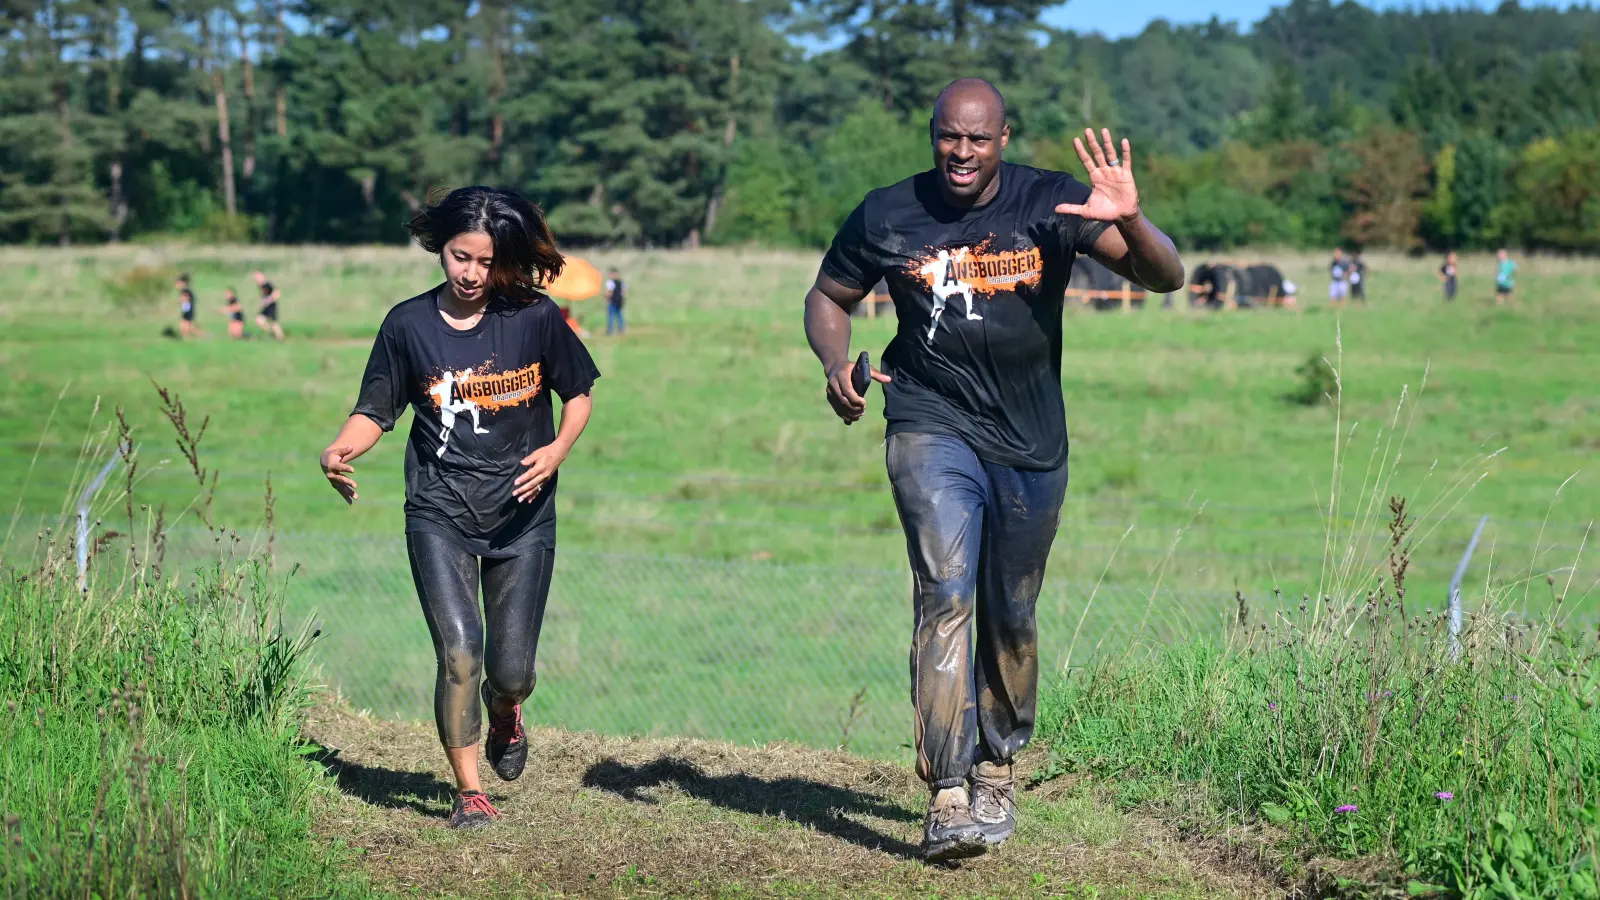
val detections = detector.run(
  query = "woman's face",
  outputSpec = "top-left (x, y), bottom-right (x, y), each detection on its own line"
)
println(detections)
top-left (442, 231), bottom-right (494, 304)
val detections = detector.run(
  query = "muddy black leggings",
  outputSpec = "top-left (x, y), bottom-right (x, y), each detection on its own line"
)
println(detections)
top-left (405, 532), bottom-right (554, 748)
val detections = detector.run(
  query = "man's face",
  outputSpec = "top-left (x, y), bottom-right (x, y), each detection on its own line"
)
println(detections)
top-left (1334, 249), bottom-right (1343, 260)
top-left (931, 94), bottom-right (1008, 205)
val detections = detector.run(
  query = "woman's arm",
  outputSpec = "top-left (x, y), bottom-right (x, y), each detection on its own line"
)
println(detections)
top-left (319, 414), bottom-right (385, 504)
top-left (512, 392), bottom-right (592, 503)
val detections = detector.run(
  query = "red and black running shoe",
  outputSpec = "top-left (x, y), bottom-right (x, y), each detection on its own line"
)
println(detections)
top-left (448, 790), bottom-right (500, 829)
top-left (482, 682), bottom-right (528, 781)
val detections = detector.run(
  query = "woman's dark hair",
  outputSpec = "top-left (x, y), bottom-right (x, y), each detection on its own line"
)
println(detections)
top-left (406, 186), bottom-right (564, 301)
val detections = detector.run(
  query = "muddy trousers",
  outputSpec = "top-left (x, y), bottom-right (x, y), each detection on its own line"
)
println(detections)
top-left (886, 433), bottom-right (1069, 790)
top-left (405, 532), bottom-right (554, 748)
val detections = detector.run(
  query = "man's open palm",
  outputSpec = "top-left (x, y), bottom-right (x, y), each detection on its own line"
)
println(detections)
top-left (1055, 128), bottom-right (1140, 222)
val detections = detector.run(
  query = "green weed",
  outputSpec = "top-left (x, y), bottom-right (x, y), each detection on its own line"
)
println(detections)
top-left (1289, 350), bottom-right (1338, 406)
top-left (103, 264), bottom-right (175, 313)
top-left (1040, 340), bottom-right (1600, 897)
top-left (0, 395), bottom-right (367, 898)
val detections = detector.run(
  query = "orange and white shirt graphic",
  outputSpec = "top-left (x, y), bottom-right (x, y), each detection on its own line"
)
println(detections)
top-left (423, 361), bottom-right (542, 458)
top-left (906, 240), bottom-right (1043, 341)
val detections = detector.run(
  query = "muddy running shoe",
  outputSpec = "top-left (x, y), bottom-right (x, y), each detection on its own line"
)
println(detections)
top-left (970, 760), bottom-right (1017, 846)
top-left (448, 790), bottom-right (500, 829)
top-left (921, 787), bottom-right (987, 863)
top-left (482, 683), bottom-right (528, 781)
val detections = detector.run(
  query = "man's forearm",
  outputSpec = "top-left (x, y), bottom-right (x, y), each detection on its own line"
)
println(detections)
top-left (1114, 212), bottom-right (1185, 293)
top-left (804, 288), bottom-right (853, 372)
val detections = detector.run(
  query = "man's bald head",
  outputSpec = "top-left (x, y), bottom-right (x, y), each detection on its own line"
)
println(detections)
top-left (933, 78), bottom-right (1006, 124)
top-left (930, 78), bottom-right (1010, 207)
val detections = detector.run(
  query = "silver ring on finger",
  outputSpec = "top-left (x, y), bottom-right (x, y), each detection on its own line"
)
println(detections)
top-left (1107, 158), bottom-right (1121, 167)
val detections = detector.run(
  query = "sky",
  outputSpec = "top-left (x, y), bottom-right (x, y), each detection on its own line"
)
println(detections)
top-left (1039, 0), bottom-right (1581, 39)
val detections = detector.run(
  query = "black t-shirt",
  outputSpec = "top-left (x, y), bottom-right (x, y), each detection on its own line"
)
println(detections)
top-left (352, 286), bottom-right (600, 556)
top-left (821, 162), bottom-right (1108, 470)
top-left (606, 277), bottom-right (624, 308)
top-left (260, 281), bottom-right (275, 302)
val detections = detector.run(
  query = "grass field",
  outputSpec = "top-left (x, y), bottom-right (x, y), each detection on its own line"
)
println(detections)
top-left (2, 244), bottom-right (1596, 754)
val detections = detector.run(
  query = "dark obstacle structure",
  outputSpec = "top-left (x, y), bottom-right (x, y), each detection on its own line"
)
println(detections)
top-left (1188, 261), bottom-right (1296, 309)
top-left (1067, 256), bottom-right (1146, 311)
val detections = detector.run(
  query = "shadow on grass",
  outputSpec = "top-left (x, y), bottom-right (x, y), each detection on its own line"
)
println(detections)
top-left (306, 742), bottom-right (455, 820)
top-left (582, 755), bottom-right (923, 860)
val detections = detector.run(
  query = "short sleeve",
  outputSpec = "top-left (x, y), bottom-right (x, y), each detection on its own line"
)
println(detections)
top-left (1052, 175), bottom-right (1110, 254)
top-left (819, 201), bottom-right (882, 290)
top-left (351, 313), bottom-right (409, 432)
top-left (541, 303), bottom-right (601, 401)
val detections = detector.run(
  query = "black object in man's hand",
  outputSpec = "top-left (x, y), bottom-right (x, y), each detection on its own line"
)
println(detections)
top-left (851, 351), bottom-right (872, 398)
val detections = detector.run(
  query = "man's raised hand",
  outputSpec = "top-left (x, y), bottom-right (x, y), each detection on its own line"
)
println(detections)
top-left (1054, 128), bottom-right (1140, 222)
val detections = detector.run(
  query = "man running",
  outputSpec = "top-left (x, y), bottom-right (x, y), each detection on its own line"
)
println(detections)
top-left (254, 270), bottom-right (285, 341)
top-left (1495, 248), bottom-right (1517, 304)
top-left (802, 78), bottom-right (1183, 863)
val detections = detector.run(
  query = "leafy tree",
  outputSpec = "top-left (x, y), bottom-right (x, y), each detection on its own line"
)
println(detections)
top-left (1420, 143), bottom-right (1458, 247)
top-left (7, 0), bottom-right (1600, 251)
top-left (1339, 126), bottom-right (1429, 249)
top-left (800, 0), bottom-right (1052, 119)
top-left (1491, 130), bottom-right (1600, 250)
top-left (1451, 133), bottom-right (1512, 248)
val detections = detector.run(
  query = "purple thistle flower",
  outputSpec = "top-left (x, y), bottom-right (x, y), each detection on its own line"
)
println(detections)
top-left (1435, 792), bottom-right (1454, 802)
top-left (1268, 701), bottom-right (1279, 711)
top-left (1335, 804), bottom-right (1358, 814)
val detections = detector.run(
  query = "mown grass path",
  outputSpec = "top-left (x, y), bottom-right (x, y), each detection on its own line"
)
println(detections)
top-left (305, 705), bottom-right (1281, 899)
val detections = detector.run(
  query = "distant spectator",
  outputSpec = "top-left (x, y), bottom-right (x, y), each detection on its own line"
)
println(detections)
top-left (1328, 248), bottom-right (1349, 303)
top-left (254, 270), bottom-right (284, 341)
top-left (176, 273), bottom-right (201, 338)
top-left (1348, 252), bottom-right (1367, 303)
top-left (604, 267), bottom-right (625, 335)
top-left (220, 288), bottom-right (246, 340)
top-left (1438, 252), bottom-right (1458, 302)
top-left (1495, 248), bottom-right (1517, 304)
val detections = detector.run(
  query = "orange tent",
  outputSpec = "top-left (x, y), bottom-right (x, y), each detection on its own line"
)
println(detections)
top-left (545, 255), bottom-right (603, 301)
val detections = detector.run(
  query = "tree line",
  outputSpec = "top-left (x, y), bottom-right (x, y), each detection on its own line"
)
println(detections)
top-left (4, 0), bottom-right (1599, 252)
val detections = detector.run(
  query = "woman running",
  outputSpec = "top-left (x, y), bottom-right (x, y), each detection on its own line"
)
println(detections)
top-left (221, 288), bottom-right (246, 339)
top-left (318, 186), bottom-right (599, 829)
